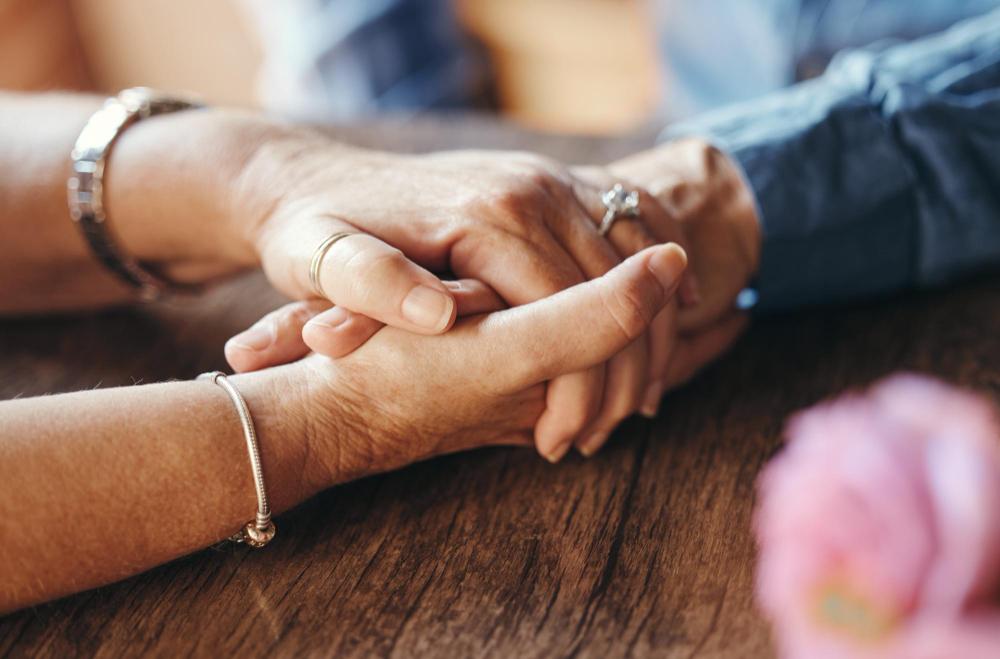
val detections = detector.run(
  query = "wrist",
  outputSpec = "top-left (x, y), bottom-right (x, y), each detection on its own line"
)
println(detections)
top-left (281, 354), bottom-right (416, 491)
top-left (104, 107), bottom-right (292, 284)
top-left (231, 355), bottom-right (381, 496)
top-left (709, 142), bottom-right (761, 280)
top-left (230, 120), bottom-right (376, 263)
top-left (228, 364), bottom-right (329, 510)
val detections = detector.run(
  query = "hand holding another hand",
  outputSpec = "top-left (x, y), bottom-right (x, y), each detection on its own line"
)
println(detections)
top-left (210, 115), bottom-right (757, 462)
top-left (606, 138), bottom-right (760, 334)
top-left (214, 116), bottom-right (698, 458)
top-left (584, 138), bottom-right (761, 392)
top-left (271, 244), bottom-right (687, 482)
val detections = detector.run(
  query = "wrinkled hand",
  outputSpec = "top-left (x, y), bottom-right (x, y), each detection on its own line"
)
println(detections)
top-left (599, 138), bottom-right (761, 386)
top-left (224, 126), bottom-right (696, 458)
top-left (278, 244), bottom-right (688, 474)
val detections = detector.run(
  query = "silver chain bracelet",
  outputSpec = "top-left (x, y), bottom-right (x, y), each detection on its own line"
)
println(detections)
top-left (198, 371), bottom-right (276, 548)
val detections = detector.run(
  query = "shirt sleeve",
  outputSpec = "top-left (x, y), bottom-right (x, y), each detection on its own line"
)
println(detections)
top-left (663, 9), bottom-right (1000, 311)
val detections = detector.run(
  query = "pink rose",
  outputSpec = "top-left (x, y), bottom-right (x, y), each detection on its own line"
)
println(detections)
top-left (755, 375), bottom-right (1000, 659)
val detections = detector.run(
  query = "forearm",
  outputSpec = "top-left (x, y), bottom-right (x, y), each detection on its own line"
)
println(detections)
top-left (0, 93), bottom-right (113, 311)
top-left (0, 366), bottom-right (324, 612)
top-left (0, 91), bottom-right (350, 314)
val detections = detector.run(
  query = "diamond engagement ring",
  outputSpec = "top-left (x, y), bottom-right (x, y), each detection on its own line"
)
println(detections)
top-left (597, 183), bottom-right (640, 236)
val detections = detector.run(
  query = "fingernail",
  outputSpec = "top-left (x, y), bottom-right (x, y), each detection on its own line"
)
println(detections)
top-left (647, 243), bottom-right (688, 293)
top-left (544, 438), bottom-right (573, 463)
top-left (401, 285), bottom-right (454, 331)
top-left (577, 432), bottom-right (608, 457)
top-left (230, 323), bottom-right (273, 351)
top-left (640, 380), bottom-right (664, 418)
top-left (306, 306), bottom-right (351, 330)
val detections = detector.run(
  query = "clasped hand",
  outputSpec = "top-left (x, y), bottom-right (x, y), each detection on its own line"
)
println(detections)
top-left (213, 120), bottom-right (758, 463)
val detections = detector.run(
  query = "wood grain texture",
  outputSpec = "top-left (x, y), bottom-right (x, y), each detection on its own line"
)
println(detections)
top-left (2, 117), bottom-right (1000, 658)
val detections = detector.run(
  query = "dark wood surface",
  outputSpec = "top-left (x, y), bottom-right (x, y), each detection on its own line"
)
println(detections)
top-left (3, 116), bottom-right (1000, 658)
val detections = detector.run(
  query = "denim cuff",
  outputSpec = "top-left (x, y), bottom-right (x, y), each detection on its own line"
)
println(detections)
top-left (660, 77), bottom-right (918, 312)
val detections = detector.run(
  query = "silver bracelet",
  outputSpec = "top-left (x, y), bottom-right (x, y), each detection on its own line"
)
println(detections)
top-left (68, 87), bottom-right (203, 301)
top-left (198, 371), bottom-right (276, 548)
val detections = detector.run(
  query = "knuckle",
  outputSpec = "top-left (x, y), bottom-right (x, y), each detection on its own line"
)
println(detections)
top-left (478, 171), bottom-right (572, 237)
top-left (464, 187), bottom-right (539, 242)
top-left (510, 159), bottom-right (567, 198)
top-left (491, 197), bottom-right (538, 240)
top-left (667, 181), bottom-right (701, 216)
top-left (510, 150), bottom-right (560, 174)
top-left (523, 165), bottom-right (558, 191)
top-left (619, 225), bottom-right (658, 256)
top-left (343, 246), bottom-right (406, 280)
top-left (600, 280), bottom-right (654, 343)
top-left (529, 170), bottom-right (574, 207)
top-left (282, 301), bottom-right (320, 327)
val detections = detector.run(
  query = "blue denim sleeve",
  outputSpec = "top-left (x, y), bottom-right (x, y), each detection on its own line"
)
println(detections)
top-left (663, 9), bottom-right (1000, 311)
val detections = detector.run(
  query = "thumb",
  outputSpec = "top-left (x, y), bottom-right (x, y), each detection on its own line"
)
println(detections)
top-left (260, 215), bottom-right (457, 335)
top-left (484, 243), bottom-right (688, 391)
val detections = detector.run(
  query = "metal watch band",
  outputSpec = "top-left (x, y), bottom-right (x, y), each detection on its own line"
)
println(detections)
top-left (67, 87), bottom-right (204, 301)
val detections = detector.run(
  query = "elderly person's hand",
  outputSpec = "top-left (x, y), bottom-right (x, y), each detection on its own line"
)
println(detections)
top-left (606, 139), bottom-right (760, 326)
top-left (597, 139), bottom-right (760, 389)
top-left (226, 137), bottom-right (751, 454)
top-left (0, 92), bottom-right (697, 461)
top-left (175, 111), bottom-right (695, 459)
top-left (289, 243), bottom-right (689, 474)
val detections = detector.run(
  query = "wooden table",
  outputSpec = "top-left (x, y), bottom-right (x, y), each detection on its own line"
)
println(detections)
top-left (3, 117), bottom-right (999, 658)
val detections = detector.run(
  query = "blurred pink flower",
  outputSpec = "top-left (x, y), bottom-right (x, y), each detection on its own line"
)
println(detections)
top-left (755, 374), bottom-right (1000, 659)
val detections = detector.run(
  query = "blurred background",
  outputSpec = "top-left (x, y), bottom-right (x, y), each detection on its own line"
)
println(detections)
top-left (2, 0), bottom-right (997, 135)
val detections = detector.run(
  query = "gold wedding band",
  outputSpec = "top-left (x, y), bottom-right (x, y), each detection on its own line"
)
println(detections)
top-left (309, 231), bottom-right (355, 298)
